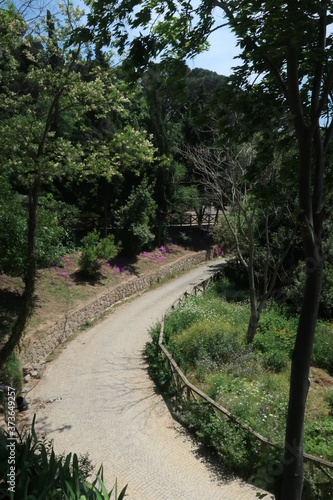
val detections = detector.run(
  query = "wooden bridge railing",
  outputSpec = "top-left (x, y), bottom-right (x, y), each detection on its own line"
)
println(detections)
top-left (157, 271), bottom-right (333, 472)
top-left (167, 213), bottom-right (216, 228)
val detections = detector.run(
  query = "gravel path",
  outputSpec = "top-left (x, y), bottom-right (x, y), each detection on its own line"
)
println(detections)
top-left (28, 260), bottom-right (270, 499)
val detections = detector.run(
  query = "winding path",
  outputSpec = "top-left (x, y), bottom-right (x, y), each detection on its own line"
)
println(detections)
top-left (28, 260), bottom-right (270, 499)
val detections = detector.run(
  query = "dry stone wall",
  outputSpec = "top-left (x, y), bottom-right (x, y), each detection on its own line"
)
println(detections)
top-left (21, 249), bottom-right (214, 366)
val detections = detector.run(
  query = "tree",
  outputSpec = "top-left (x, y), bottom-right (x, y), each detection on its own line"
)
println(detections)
top-left (182, 141), bottom-right (295, 343)
top-left (114, 177), bottom-right (157, 255)
top-left (83, 1), bottom-right (333, 498)
top-left (0, 4), bottom-right (133, 365)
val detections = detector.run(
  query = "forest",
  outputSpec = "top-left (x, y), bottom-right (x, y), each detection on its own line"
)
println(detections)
top-left (1, 1), bottom-right (333, 499)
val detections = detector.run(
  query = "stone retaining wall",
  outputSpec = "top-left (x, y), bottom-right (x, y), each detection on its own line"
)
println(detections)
top-left (21, 249), bottom-right (214, 366)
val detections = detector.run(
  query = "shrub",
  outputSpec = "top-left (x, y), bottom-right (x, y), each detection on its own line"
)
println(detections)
top-left (312, 322), bottom-right (333, 375)
top-left (114, 178), bottom-right (156, 256)
top-left (79, 230), bottom-right (118, 279)
top-left (0, 183), bottom-right (78, 275)
top-left (304, 417), bottom-right (333, 462)
top-left (262, 349), bottom-right (289, 372)
top-left (36, 195), bottom-right (78, 268)
top-left (178, 399), bottom-right (259, 475)
top-left (170, 319), bottom-right (242, 371)
top-left (0, 350), bottom-right (22, 393)
top-left (320, 262), bottom-right (333, 319)
top-left (254, 307), bottom-right (297, 372)
top-left (325, 390), bottom-right (333, 415)
top-left (145, 324), bottom-right (174, 393)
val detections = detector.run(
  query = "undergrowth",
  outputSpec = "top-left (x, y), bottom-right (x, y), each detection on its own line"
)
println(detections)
top-left (145, 278), bottom-right (333, 499)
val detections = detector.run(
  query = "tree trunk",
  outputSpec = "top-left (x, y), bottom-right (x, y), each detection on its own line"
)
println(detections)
top-left (278, 252), bottom-right (323, 499)
top-left (246, 222), bottom-right (258, 344)
top-left (0, 177), bottom-right (40, 366)
top-left (246, 305), bottom-right (259, 344)
top-left (100, 178), bottom-right (111, 238)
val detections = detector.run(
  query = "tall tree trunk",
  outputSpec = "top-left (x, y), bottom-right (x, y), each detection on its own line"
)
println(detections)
top-left (0, 177), bottom-right (40, 366)
top-left (279, 126), bottom-right (324, 497)
top-left (246, 282), bottom-right (259, 344)
top-left (246, 218), bottom-right (258, 343)
top-left (279, 251), bottom-right (323, 499)
top-left (100, 178), bottom-right (111, 238)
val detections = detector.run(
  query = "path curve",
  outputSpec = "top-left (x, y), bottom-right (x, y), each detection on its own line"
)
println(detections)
top-left (28, 260), bottom-right (268, 499)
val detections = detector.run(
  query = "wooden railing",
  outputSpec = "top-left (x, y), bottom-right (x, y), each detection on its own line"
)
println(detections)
top-left (168, 213), bottom-right (216, 228)
top-left (157, 272), bottom-right (333, 472)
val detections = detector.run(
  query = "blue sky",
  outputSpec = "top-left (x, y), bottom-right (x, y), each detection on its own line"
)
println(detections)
top-left (189, 26), bottom-right (240, 76)
top-left (70, 0), bottom-right (240, 77)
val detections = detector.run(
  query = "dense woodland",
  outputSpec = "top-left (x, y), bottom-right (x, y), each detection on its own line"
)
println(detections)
top-left (1, 1), bottom-right (333, 499)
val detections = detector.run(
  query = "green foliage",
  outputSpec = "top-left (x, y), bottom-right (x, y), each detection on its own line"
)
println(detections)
top-left (145, 329), bottom-right (174, 393)
top-left (302, 462), bottom-right (333, 500)
top-left (304, 417), bottom-right (333, 462)
top-left (324, 391), bottom-right (333, 415)
top-left (170, 318), bottom-right (243, 374)
top-left (210, 374), bottom-right (288, 443)
top-left (0, 350), bottom-right (22, 393)
top-left (178, 400), bottom-right (261, 475)
top-left (0, 176), bottom-right (26, 275)
top-left (321, 261), bottom-right (333, 319)
top-left (0, 183), bottom-right (78, 275)
top-left (145, 278), bottom-right (333, 496)
top-left (36, 195), bottom-right (78, 269)
top-left (285, 259), bottom-right (333, 321)
top-left (311, 322), bottom-right (333, 375)
top-left (115, 177), bottom-right (157, 256)
top-left (253, 307), bottom-right (297, 372)
top-left (79, 230), bottom-right (118, 279)
top-left (0, 416), bottom-right (127, 499)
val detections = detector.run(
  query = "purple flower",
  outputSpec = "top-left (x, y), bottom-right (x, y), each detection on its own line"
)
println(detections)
top-left (160, 245), bottom-right (167, 253)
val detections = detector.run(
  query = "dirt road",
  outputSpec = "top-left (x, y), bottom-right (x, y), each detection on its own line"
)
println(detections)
top-left (28, 260), bottom-right (270, 499)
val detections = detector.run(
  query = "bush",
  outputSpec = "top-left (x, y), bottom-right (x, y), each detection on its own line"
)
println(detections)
top-left (312, 322), bottom-right (333, 375)
top-left (0, 185), bottom-right (78, 275)
top-left (0, 177), bottom-right (26, 275)
top-left (253, 307), bottom-right (297, 372)
top-left (36, 195), bottom-right (78, 268)
top-left (170, 319), bottom-right (242, 371)
top-left (285, 258), bottom-right (333, 320)
top-left (115, 178), bottom-right (157, 256)
top-left (262, 349), bottom-right (289, 372)
top-left (145, 324), bottom-right (174, 393)
top-left (178, 399), bottom-right (259, 475)
top-left (79, 230), bottom-right (118, 279)
top-left (320, 261), bottom-right (333, 319)
top-left (0, 350), bottom-right (22, 393)
top-left (0, 417), bottom-right (127, 499)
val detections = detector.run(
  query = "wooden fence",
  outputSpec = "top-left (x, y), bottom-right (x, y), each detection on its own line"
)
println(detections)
top-left (157, 271), bottom-right (333, 474)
